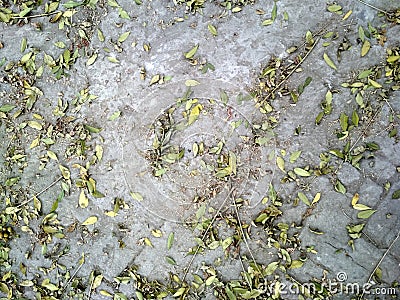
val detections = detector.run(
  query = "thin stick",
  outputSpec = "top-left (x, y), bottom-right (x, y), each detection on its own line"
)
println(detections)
top-left (182, 186), bottom-right (235, 282)
top-left (233, 199), bottom-right (262, 275)
top-left (355, 0), bottom-right (390, 15)
top-left (263, 37), bottom-right (320, 103)
top-left (16, 176), bottom-right (63, 208)
top-left (348, 104), bottom-right (382, 154)
top-left (358, 228), bottom-right (400, 299)
top-left (11, 11), bottom-right (61, 20)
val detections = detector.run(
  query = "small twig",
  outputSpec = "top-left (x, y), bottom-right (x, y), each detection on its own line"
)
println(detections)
top-left (232, 198), bottom-right (262, 276)
top-left (11, 10), bottom-right (61, 20)
top-left (60, 255), bottom-right (85, 297)
top-left (182, 186), bottom-right (236, 282)
top-left (348, 104), bottom-right (382, 154)
top-left (16, 176), bottom-right (63, 208)
top-left (263, 37), bottom-right (320, 103)
top-left (355, 0), bottom-right (390, 15)
top-left (358, 228), bottom-right (400, 299)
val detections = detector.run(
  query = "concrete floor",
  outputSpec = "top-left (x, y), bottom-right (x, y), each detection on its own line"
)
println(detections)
top-left (0, 0), bottom-right (399, 299)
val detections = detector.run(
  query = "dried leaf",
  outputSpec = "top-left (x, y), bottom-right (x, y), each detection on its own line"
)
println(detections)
top-left (276, 156), bottom-right (285, 172)
top-left (82, 216), bottom-right (98, 225)
top-left (358, 209), bottom-right (376, 219)
top-left (167, 232), bottom-right (174, 250)
top-left (185, 44), bottom-right (198, 59)
top-left (86, 53), bottom-right (97, 66)
top-left (289, 260), bottom-right (304, 269)
top-left (118, 31), bottom-right (130, 43)
top-left (361, 40), bottom-right (371, 57)
top-left (294, 167), bottom-right (311, 177)
top-left (185, 79), bottom-right (200, 87)
top-left (208, 24), bottom-right (217, 36)
top-left (353, 203), bottom-right (372, 211)
top-left (312, 192), bottom-right (321, 204)
top-left (323, 52), bottom-right (337, 70)
top-left (352, 193), bottom-right (359, 206)
top-left (290, 151), bottom-right (301, 163)
top-left (298, 192), bottom-right (310, 206)
top-left (130, 192), bottom-right (143, 201)
top-left (79, 190), bottom-right (89, 208)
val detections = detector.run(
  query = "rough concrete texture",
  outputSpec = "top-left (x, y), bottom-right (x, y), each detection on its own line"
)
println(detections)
top-left (0, 0), bottom-right (400, 299)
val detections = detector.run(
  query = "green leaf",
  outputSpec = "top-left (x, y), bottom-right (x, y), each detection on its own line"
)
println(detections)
top-left (0, 104), bottom-right (16, 112)
top-left (167, 232), bottom-right (174, 250)
top-left (353, 203), bottom-right (372, 211)
top-left (92, 190), bottom-right (105, 198)
top-left (264, 261), bottom-right (279, 276)
top-left (20, 37), bottom-right (27, 53)
top-left (328, 4), bottom-right (342, 12)
top-left (107, 56), bottom-right (119, 63)
top-left (289, 260), bottom-right (304, 269)
top-left (208, 24), bottom-right (217, 36)
top-left (294, 167), bottom-right (311, 177)
top-left (323, 52), bottom-right (337, 70)
top-left (185, 79), bottom-right (200, 87)
top-left (392, 189), bottom-right (400, 199)
top-left (63, 1), bottom-right (84, 8)
top-left (357, 209), bottom-right (376, 219)
top-left (97, 29), bottom-right (105, 42)
top-left (130, 192), bottom-right (143, 201)
top-left (271, 1), bottom-right (277, 21)
top-left (262, 19), bottom-right (273, 26)
top-left (339, 112), bottom-right (348, 131)
top-left (352, 110), bottom-right (359, 126)
top-left (335, 180), bottom-right (346, 194)
top-left (108, 111), bottom-right (121, 120)
top-left (84, 124), bottom-right (102, 133)
top-left (118, 31), bottom-right (130, 43)
top-left (276, 156), bottom-right (285, 172)
top-left (165, 256), bottom-right (176, 265)
top-left (185, 44), bottom-right (198, 59)
top-left (289, 151), bottom-right (301, 163)
top-left (298, 192), bottom-right (310, 206)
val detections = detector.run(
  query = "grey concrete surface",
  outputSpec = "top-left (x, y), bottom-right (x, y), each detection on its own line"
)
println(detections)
top-left (1, 0), bottom-right (400, 299)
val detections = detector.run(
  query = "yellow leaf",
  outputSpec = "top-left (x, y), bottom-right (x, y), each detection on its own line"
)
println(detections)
top-left (95, 145), bottom-right (103, 162)
top-left (28, 120), bottom-right (43, 130)
top-left (323, 52), bottom-right (337, 70)
top-left (29, 136), bottom-right (40, 149)
top-left (47, 150), bottom-right (58, 161)
top-left (351, 193), bottom-right (359, 206)
top-left (368, 78), bottom-right (382, 88)
top-left (104, 210), bottom-right (117, 217)
top-left (79, 190), bottom-right (89, 208)
top-left (185, 79), bottom-right (200, 87)
top-left (188, 104), bottom-right (203, 125)
top-left (276, 156), bottom-right (285, 172)
top-left (86, 53), bottom-right (97, 66)
top-left (342, 10), bottom-right (352, 20)
top-left (151, 229), bottom-right (163, 237)
top-left (361, 40), bottom-right (371, 57)
top-left (82, 216), bottom-right (98, 225)
top-left (353, 203), bottom-right (371, 211)
top-left (312, 192), bottom-right (321, 204)
top-left (130, 192), bottom-right (143, 201)
top-left (184, 44), bottom-right (198, 59)
top-left (144, 237), bottom-right (153, 247)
